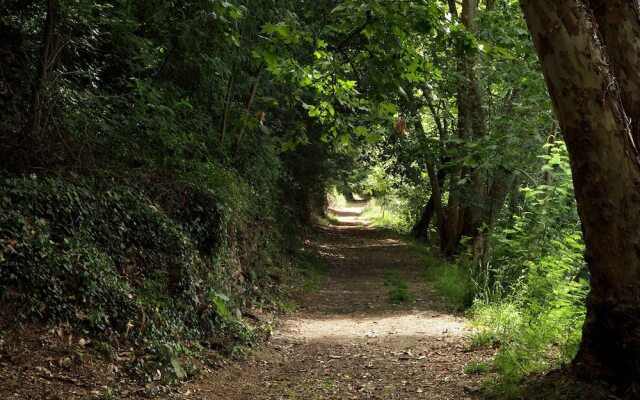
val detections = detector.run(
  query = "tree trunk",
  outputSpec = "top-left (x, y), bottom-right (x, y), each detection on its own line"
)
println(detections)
top-left (412, 168), bottom-right (446, 243)
top-left (412, 197), bottom-right (435, 243)
top-left (521, 0), bottom-right (640, 387)
top-left (412, 104), bottom-right (448, 243)
top-left (471, 169), bottom-right (512, 264)
top-left (28, 0), bottom-right (59, 140)
top-left (462, 0), bottom-right (489, 239)
top-left (220, 51), bottom-right (240, 151)
top-left (445, 0), bottom-right (491, 256)
top-left (236, 66), bottom-right (265, 145)
top-left (442, 170), bottom-right (462, 255)
top-left (590, 0), bottom-right (640, 145)
top-left (427, 164), bottom-right (446, 244)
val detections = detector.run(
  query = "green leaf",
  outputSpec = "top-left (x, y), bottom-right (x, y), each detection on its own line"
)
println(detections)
top-left (377, 102), bottom-right (397, 117)
top-left (171, 358), bottom-right (187, 379)
top-left (330, 4), bottom-right (346, 13)
top-left (354, 126), bottom-right (368, 137)
top-left (262, 23), bottom-right (291, 38)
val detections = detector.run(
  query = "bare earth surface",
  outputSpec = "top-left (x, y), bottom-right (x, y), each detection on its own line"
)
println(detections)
top-left (173, 203), bottom-right (490, 400)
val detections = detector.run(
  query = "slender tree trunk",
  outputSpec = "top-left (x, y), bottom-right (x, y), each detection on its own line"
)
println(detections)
top-left (521, 0), bottom-right (640, 387)
top-left (427, 164), bottom-right (446, 244)
top-left (443, 170), bottom-right (462, 255)
top-left (412, 198), bottom-right (435, 243)
top-left (220, 52), bottom-right (240, 151)
top-left (472, 169), bottom-right (512, 264)
top-left (412, 101), bottom-right (448, 243)
top-left (28, 0), bottom-right (58, 140)
top-left (440, 58), bottom-right (472, 255)
top-left (444, 0), bottom-right (491, 256)
top-left (412, 168), bottom-right (446, 243)
top-left (461, 0), bottom-right (491, 247)
top-left (461, 0), bottom-right (478, 26)
top-left (236, 67), bottom-right (265, 145)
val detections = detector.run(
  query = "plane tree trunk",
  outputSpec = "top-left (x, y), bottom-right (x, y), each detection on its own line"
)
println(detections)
top-left (589, 0), bottom-right (640, 145)
top-left (521, 0), bottom-right (640, 387)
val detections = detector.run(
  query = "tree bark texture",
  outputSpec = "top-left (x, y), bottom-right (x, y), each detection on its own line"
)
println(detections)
top-left (29, 0), bottom-right (59, 140)
top-left (427, 164), bottom-right (447, 244)
top-left (590, 0), bottom-right (640, 146)
top-left (444, 0), bottom-right (492, 257)
top-left (412, 168), bottom-right (446, 243)
top-left (521, 0), bottom-right (640, 387)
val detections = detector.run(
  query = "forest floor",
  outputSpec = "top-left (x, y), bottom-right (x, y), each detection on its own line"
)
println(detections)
top-left (0, 202), bottom-right (614, 399)
top-left (172, 202), bottom-right (493, 399)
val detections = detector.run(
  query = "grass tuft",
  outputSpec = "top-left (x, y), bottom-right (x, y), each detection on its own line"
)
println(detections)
top-left (361, 198), bottom-right (412, 233)
top-left (296, 250), bottom-right (329, 293)
top-left (412, 245), bottom-right (475, 310)
top-left (466, 361), bottom-right (491, 374)
top-left (385, 270), bottom-right (412, 303)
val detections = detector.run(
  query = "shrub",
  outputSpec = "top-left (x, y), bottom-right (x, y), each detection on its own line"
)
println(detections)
top-left (385, 270), bottom-right (412, 304)
top-left (420, 251), bottom-right (475, 310)
top-left (297, 250), bottom-right (329, 293)
top-left (0, 174), bottom-right (263, 381)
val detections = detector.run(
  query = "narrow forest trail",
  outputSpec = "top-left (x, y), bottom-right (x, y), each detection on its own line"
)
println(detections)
top-left (175, 202), bottom-right (487, 399)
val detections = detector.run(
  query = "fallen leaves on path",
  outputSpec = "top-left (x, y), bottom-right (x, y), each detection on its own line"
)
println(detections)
top-left (175, 204), bottom-right (493, 399)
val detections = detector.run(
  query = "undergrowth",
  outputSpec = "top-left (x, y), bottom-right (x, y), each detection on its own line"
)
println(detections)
top-left (385, 270), bottom-right (412, 303)
top-left (466, 361), bottom-right (491, 374)
top-left (297, 250), bottom-right (329, 293)
top-left (470, 263), bottom-right (587, 399)
top-left (361, 198), bottom-right (412, 233)
top-left (411, 245), bottom-right (475, 310)
top-left (468, 142), bottom-right (588, 398)
top-left (0, 173), bottom-right (302, 384)
top-left (327, 187), bottom-right (349, 210)
top-left (413, 242), bottom-right (586, 399)
top-left (409, 241), bottom-right (586, 399)
top-left (355, 143), bottom-right (590, 399)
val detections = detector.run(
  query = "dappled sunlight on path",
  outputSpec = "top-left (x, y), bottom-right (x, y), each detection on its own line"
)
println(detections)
top-left (276, 312), bottom-right (467, 342)
top-left (174, 201), bottom-right (488, 399)
top-left (326, 203), bottom-right (370, 226)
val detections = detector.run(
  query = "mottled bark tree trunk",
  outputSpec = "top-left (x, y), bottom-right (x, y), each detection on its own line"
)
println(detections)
top-left (590, 0), bottom-right (640, 145)
top-left (521, 0), bottom-right (640, 387)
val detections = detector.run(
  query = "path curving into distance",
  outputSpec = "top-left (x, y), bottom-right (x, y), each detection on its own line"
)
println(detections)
top-left (174, 202), bottom-right (489, 399)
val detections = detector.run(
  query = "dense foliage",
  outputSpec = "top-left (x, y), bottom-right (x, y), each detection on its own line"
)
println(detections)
top-left (3, 0), bottom-right (637, 396)
top-left (306, 1), bottom-right (589, 395)
top-left (0, 0), bottom-right (347, 384)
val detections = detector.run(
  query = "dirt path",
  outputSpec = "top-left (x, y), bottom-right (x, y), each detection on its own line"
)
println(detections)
top-left (175, 203), bottom-right (485, 399)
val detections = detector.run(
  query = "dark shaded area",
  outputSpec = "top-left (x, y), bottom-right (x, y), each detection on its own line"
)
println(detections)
top-left (515, 369), bottom-right (634, 400)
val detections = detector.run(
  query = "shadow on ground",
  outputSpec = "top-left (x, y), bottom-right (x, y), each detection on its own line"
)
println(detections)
top-left (173, 201), bottom-right (492, 400)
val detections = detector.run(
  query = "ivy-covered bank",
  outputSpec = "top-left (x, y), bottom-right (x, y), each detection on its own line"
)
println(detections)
top-left (0, 0), bottom-right (338, 387)
top-left (0, 168), bottom-right (322, 384)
